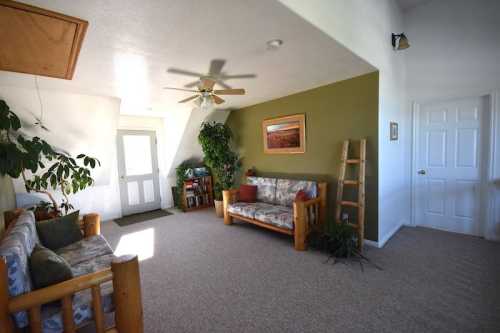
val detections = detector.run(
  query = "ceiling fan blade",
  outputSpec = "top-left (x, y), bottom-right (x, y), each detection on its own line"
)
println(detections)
top-left (212, 95), bottom-right (225, 105)
top-left (163, 87), bottom-right (199, 92)
top-left (200, 78), bottom-right (216, 90)
top-left (178, 95), bottom-right (200, 103)
top-left (215, 80), bottom-right (232, 90)
top-left (184, 80), bottom-right (201, 88)
top-left (208, 59), bottom-right (226, 76)
top-left (213, 88), bottom-right (245, 95)
top-left (219, 74), bottom-right (256, 79)
top-left (167, 68), bottom-right (204, 77)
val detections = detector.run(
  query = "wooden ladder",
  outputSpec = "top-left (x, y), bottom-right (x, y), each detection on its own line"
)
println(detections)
top-left (335, 139), bottom-right (366, 251)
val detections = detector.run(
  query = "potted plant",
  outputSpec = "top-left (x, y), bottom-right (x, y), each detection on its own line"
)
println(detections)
top-left (213, 182), bottom-right (223, 217)
top-left (0, 99), bottom-right (100, 216)
top-left (198, 122), bottom-right (240, 217)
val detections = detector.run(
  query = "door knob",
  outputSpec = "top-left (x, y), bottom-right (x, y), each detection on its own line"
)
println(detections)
top-left (417, 170), bottom-right (426, 175)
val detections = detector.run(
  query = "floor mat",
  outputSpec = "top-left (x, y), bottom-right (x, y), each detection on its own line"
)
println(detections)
top-left (114, 209), bottom-right (172, 226)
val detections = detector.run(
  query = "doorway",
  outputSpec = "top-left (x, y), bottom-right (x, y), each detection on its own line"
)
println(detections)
top-left (412, 95), bottom-right (490, 236)
top-left (117, 130), bottom-right (161, 216)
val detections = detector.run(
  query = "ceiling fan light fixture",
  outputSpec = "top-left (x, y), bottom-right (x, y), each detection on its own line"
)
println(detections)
top-left (199, 95), bottom-right (214, 111)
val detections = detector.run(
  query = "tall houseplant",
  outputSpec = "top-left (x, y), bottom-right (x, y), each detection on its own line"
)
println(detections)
top-left (0, 99), bottom-right (100, 216)
top-left (198, 122), bottom-right (240, 217)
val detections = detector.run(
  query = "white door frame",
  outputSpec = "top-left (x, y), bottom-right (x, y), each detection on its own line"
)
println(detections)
top-left (410, 92), bottom-right (498, 239)
top-left (117, 129), bottom-right (161, 216)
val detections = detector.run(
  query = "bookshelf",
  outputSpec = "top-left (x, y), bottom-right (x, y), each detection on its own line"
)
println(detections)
top-left (182, 176), bottom-right (213, 211)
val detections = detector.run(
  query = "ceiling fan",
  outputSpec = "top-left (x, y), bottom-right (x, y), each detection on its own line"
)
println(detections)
top-left (163, 77), bottom-right (245, 107)
top-left (167, 59), bottom-right (256, 89)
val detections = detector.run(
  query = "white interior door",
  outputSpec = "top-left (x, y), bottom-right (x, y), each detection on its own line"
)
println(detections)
top-left (415, 96), bottom-right (487, 235)
top-left (117, 130), bottom-right (161, 216)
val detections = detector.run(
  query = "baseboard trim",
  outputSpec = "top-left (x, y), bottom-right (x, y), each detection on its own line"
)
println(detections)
top-left (364, 239), bottom-right (380, 248)
top-left (378, 223), bottom-right (404, 248)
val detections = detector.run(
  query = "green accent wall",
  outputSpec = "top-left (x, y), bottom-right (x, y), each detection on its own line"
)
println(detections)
top-left (226, 72), bottom-right (379, 241)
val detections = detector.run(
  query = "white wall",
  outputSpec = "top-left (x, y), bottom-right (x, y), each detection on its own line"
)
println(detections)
top-left (164, 107), bottom-right (230, 207)
top-left (404, 0), bottom-right (500, 240)
top-left (118, 115), bottom-right (169, 210)
top-left (0, 86), bottom-right (122, 221)
top-left (0, 176), bottom-right (16, 232)
top-left (278, 0), bottom-right (409, 244)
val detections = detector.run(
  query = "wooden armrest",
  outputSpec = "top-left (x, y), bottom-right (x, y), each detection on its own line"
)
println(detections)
top-left (82, 213), bottom-right (101, 237)
top-left (222, 189), bottom-right (239, 203)
top-left (8, 269), bottom-right (113, 313)
top-left (301, 197), bottom-right (322, 207)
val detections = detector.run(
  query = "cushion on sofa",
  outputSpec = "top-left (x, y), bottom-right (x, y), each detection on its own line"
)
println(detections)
top-left (40, 280), bottom-right (114, 333)
top-left (227, 202), bottom-right (261, 219)
top-left (0, 210), bottom-right (39, 328)
top-left (70, 253), bottom-right (116, 277)
top-left (247, 177), bottom-right (277, 204)
top-left (36, 211), bottom-right (82, 251)
top-left (254, 204), bottom-right (294, 230)
top-left (29, 244), bottom-right (73, 289)
top-left (55, 235), bottom-right (114, 266)
top-left (275, 179), bottom-right (317, 207)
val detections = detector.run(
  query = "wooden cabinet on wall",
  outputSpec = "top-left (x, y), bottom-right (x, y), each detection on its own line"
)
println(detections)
top-left (0, 0), bottom-right (88, 80)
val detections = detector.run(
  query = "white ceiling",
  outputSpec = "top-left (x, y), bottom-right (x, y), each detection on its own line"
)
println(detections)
top-left (396, 0), bottom-right (433, 12)
top-left (0, 0), bottom-right (375, 116)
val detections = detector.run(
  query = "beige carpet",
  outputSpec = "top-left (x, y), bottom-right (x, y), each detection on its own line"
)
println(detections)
top-left (83, 209), bottom-right (500, 332)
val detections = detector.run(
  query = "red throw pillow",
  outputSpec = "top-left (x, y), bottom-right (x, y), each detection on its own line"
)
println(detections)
top-left (239, 184), bottom-right (257, 203)
top-left (295, 190), bottom-right (309, 202)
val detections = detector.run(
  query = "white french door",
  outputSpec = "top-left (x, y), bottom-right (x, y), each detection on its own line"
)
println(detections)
top-left (414, 96), bottom-right (487, 236)
top-left (117, 130), bottom-right (161, 216)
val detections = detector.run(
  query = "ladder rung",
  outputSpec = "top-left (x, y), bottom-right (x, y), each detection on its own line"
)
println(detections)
top-left (343, 180), bottom-right (359, 185)
top-left (346, 159), bottom-right (360, 164)
top-left (339, 200), bottom-right (359, 207)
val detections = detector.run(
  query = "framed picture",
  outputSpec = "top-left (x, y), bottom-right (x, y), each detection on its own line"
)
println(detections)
top-left (262, 114), bottom-right (306, 154)
top-left (390, 122), bottom-right (398, 141)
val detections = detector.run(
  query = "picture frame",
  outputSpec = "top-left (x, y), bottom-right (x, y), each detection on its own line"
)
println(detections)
top-left (390, 122), bottom-right (398, 141)
top-left (262, 114), bottom-right (306, 154)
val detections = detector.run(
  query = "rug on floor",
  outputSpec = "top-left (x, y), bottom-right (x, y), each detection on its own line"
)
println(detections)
top-left (114, 209), bottom-right (172, 226)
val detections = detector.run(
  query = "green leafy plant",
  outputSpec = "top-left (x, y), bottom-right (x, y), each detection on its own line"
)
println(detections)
top-left (198, 122), bottom-right (240, 195)
top-left (24, 152), bottom-right (100, 214)
top-left (213, 182), bottom-right (223, 201)
top-left (308, 222), bottom-right (382, 271)
top-left (0, 99), bottom-right (100, 215)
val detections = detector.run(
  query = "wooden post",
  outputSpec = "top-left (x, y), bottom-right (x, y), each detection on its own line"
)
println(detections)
top-left (83, 213), bottom-right (100, 238)
top-left (3, 208), bottom-right (23, 231)
top-left (112, 255), bottom-right (143, 333)
top-left (0, 259), bottom-right (14, 333)
top-left (28, 306), bottom-right (42, 333)
top-left (317, 182), bottom-right (327, 229)
top-left (61, 295), bottom-right (75, 333)
top-left (91, 285), bottom-right (105, 333)
top-left (358, 139), bottom-right (366, 251)
top-left (222, 190), bottom-right (233, 225)
top-left (293, 201), bottom-right (307, 251)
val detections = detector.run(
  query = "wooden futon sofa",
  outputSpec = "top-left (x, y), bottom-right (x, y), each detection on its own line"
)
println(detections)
top-left (223, 177), bottom-right (327, 251)
top-left (0, 209), bottom-right (144, 333)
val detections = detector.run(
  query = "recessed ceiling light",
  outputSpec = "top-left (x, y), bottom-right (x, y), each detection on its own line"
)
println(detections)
top-left (266, 39), bottom-right (283, 50)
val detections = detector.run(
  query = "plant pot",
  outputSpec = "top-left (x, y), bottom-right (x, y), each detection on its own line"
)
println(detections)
top-left (214, 200), bottom-right (224, 218)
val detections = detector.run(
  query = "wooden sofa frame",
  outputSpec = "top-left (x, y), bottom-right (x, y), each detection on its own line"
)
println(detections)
top-left (0, 210), bottom-right (144, 333)
top-left (223, 182), bottom-right (327, 251)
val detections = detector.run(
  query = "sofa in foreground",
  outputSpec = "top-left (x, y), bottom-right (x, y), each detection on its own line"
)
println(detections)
top-left (0, 209), bottom-right (143, 333)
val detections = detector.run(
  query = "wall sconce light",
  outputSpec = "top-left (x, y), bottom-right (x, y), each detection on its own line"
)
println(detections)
top-left (392, 33), bottom-right (410, 50)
